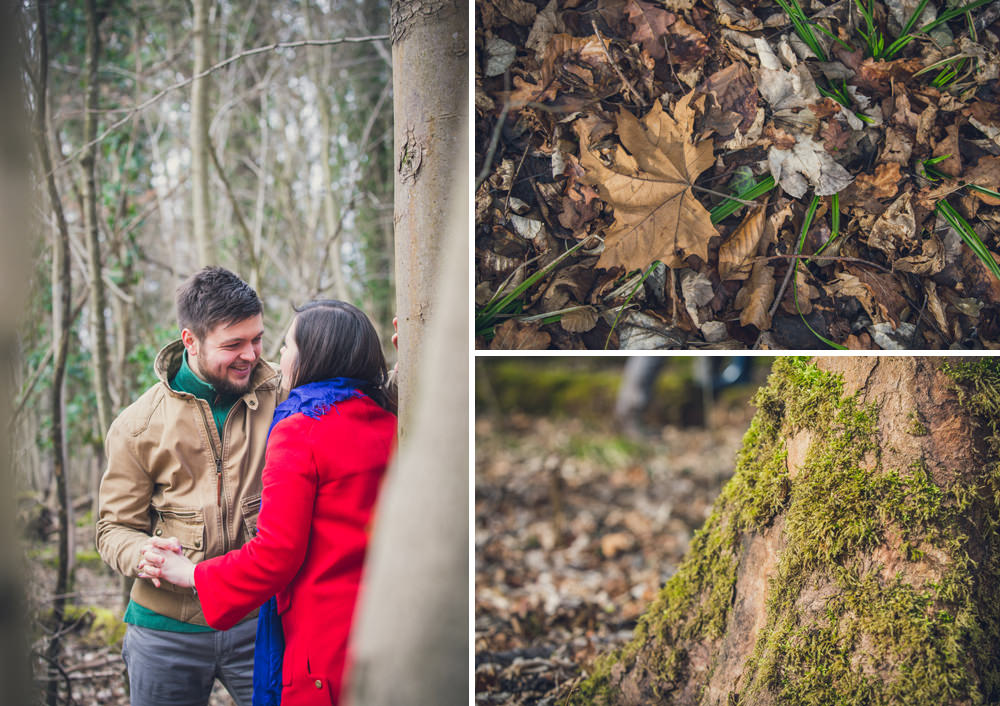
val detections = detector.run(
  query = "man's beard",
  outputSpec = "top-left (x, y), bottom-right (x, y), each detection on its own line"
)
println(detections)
top-left (198, 361), bottom-right (257, 396)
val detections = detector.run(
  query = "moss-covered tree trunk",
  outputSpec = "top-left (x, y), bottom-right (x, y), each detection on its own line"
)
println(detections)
top-left (571, 357), bottom-right (1000, 706)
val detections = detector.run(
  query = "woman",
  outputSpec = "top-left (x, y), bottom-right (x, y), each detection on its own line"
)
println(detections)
top-left (140, 300), bottom-right (397, 705)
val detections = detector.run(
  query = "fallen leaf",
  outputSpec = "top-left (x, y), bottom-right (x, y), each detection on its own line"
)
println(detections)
top-left (487, 0), bottom-right (537, 26)
top-left (933, 123), bottom-right (962, 178)
top-left (525, 0), bottom-right (566, 59)
top-left (561, 306), bottom-right (599, 333)
top-left (485, 36), bottom-right (519, 77)
top-left (963, 156), bottom-right (1000, 206)
top-left (510, 214), bottom-right (545, 240)
top-left (576, 93), bottom-right (717, 270)
top-left (600, 532), bottom-right (634, 558)
top-left (700, 62), bottom-right (759, 135)
top-left (768, 138), bottom-right (853, 198)
top-left (880, 126), bottom-right (913, 164)
top-left (624, 0), bottom-right (675, 61)
top-left (510, 35), bottom-right (607, 107)
top-left (664, 18), bottom-right (710, 69)
top-left (680, 268), bottom-right (714, 326)
top-left (614, 310), bottom-right (687, 348)
top-left (924, 280), bottom-right (950, 336)
top-left (718, 205), bottom-right (766, 280)
top-left (491, 320), bottom-right (552, 349)
top-left (734, 261), bottom-right (775, 330)
top-left (844, 265), bottom-right (906, 327)
top-left (820, 119), bottom-right (851, 154)
top-left (869, 322), bottom-right (917, 349)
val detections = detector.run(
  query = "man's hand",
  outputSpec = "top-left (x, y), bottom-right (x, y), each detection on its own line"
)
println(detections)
top-left (137, 536), bottom-right (193, 588)
top-left (392, 316), bottom-right (398, 350)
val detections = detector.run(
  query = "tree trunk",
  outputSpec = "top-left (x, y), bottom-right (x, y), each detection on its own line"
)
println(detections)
top-left (389, 0), bottom-right (468, 439)
top-left (1, 2), bottom-right (34, 703)
top-left (33, 3), bottom-right (74, 704)
top-left (571, 357), bottom-right (1000, 706)
top-left (82, 0), bottom-right (113, 441)
top-left (191, 0), bottom-right (213, 266)
top-left (345, 46), bottom-right (469, 704)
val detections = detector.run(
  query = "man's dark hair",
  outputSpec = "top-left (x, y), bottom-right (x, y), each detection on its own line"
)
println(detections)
top-left (176, 267), bottom-right (262, 340)
top-left (290, 300), bottom-right (394, 412)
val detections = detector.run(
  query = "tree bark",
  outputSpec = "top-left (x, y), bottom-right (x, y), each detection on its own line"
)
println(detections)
top-left (571, 357), bottom-right (1000, 706)
top-left (1, 2), bottom-right (34, 703)
top-left (33, 3), bottom-right (74, 704)
top-left (82, 0), bottom-right (113, 441)
top-left (345, 59), bottom-right (469, 706)
top-left (191, 0), bottom-right (213, 266)
top-left (389, 0), bottom-right (468, 440)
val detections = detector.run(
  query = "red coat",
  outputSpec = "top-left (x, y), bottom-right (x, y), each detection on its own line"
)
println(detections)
top-left (194, 394), bottom-right (396, 705)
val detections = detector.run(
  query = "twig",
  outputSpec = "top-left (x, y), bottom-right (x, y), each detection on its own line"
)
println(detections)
top-left (504, 142), bottom-right (531, 216)
top-left (10, 288), bottom-right (90, 426)
top-left (32, 647), bottom-right (77, 705)
top-left (591, 20), bottom-right (644, 106)
top-left (759, 253), bottom-right (893, 272)
top-left (47, 36), bottom-right (390, 176)
top-left (476, 79), bottom-right (512, 191)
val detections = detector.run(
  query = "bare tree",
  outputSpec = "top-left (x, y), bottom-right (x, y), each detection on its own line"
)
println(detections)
top-left (570, 357), bottom-right (1000, 706)
top-left (32, 3), bottom-right (76, 703)
top-left (191, 0), bottom-right (213, 265)
top-left (82, 0), bottom-right (114, 440)
top-left (390, 0), bottom-right (468, 436)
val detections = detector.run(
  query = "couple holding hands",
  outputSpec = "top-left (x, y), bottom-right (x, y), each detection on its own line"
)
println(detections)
top-left (97, 267), bottom-right (397, 706)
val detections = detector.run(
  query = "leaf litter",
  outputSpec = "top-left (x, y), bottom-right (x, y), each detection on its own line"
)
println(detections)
top-left (475, 404), bottom-right (756, 704)
top-left (476, 0), bottom-right (1000, 349)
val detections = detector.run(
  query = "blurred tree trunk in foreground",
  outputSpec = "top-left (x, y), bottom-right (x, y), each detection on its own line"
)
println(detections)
top-left (390, 0), bottom-right (468, 438)
top-left (570, 357), bottom-right (1000, 706)
top-left (1, 2), bottom-right (34, 703)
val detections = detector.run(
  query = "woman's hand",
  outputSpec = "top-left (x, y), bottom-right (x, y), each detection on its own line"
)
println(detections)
top-left (139, 537), bottom-right (196, 588)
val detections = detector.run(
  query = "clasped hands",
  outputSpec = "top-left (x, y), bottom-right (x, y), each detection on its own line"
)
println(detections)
top-left (138, 536), bottom-right (196, 589)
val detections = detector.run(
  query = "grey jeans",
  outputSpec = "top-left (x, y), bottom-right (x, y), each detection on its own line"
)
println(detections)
top-left (122, 620), bottom-right (256, 706)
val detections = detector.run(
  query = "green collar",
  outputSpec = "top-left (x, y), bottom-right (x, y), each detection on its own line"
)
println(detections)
top-left (170, 352), bottom-right (240, 439)
top-left (172, 350), bottom-right (217, 401)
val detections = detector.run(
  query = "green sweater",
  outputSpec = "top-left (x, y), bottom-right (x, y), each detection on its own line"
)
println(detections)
top-left (124, 351), bottom-right (239, 633)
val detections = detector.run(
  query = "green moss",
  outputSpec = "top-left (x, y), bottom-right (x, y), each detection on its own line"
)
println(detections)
top-left (906, 411), bottom-right (929, 436)
top-left (59, 604), bottom-right (127, 647)
top-left (569, 357), bottom-right (1000, 705)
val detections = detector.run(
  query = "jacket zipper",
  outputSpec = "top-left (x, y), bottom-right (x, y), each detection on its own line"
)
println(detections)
top-left (196, 401), bottom-right (226, 553)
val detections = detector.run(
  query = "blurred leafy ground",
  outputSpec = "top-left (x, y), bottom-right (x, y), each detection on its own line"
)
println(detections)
top-left (475, 369), bottom-right (761, 704)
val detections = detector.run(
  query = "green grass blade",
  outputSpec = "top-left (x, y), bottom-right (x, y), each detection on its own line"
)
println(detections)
top-left (813, 193), bottom-right (841, 259)
top-left (605, 262), bottom-right (658, 349)
top-left (967, 183), bottom-right (1000, 200)
top-left (710, 175), bottom-right (776, 224)
top-left (900, 0), bottom-right (931, 38)
top-left (476, 237), bottom-right (594, 336)
top-left (937, 199), bottom-right (1000, 280)
top-left (793, 192), bottom-right (846, 349)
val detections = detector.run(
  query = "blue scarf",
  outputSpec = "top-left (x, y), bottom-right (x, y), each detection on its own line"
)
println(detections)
top-left (251, 378), bottom-right (367, 706)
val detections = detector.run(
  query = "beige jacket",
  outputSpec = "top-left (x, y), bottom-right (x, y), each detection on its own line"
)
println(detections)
top-left (96, 340), bottom-right (283, 625)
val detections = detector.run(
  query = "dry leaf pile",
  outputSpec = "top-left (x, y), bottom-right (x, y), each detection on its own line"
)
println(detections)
top-left (476, 0), bottom-right (1000, 349)
top-left (475, 410), bottom-right (753, 704)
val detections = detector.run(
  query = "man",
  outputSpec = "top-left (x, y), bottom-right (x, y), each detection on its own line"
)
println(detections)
top-left (97, 266), bottom-right (283, 705)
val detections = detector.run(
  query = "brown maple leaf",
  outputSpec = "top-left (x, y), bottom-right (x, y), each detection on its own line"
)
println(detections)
top-left (576, 92), bottom-right (717, 270)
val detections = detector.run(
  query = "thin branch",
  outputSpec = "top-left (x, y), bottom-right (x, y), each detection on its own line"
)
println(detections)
top-left (47, 35), bottom-right (389, 175)
top-left (10, 288), bottom-right (89, 426)
top-left (591, 20), bottom-right (644, 106)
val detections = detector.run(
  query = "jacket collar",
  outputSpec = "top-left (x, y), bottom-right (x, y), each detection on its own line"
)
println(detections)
top-left (153, 339), bottom-right (281, 408)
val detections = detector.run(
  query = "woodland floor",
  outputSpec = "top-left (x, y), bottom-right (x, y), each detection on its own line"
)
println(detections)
top-left (475, 402), bottom-right (756, 704)
top-left (476, 0), bottom-right (1000, 349)
top-left (23, 514), bottom-right (237, 706)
